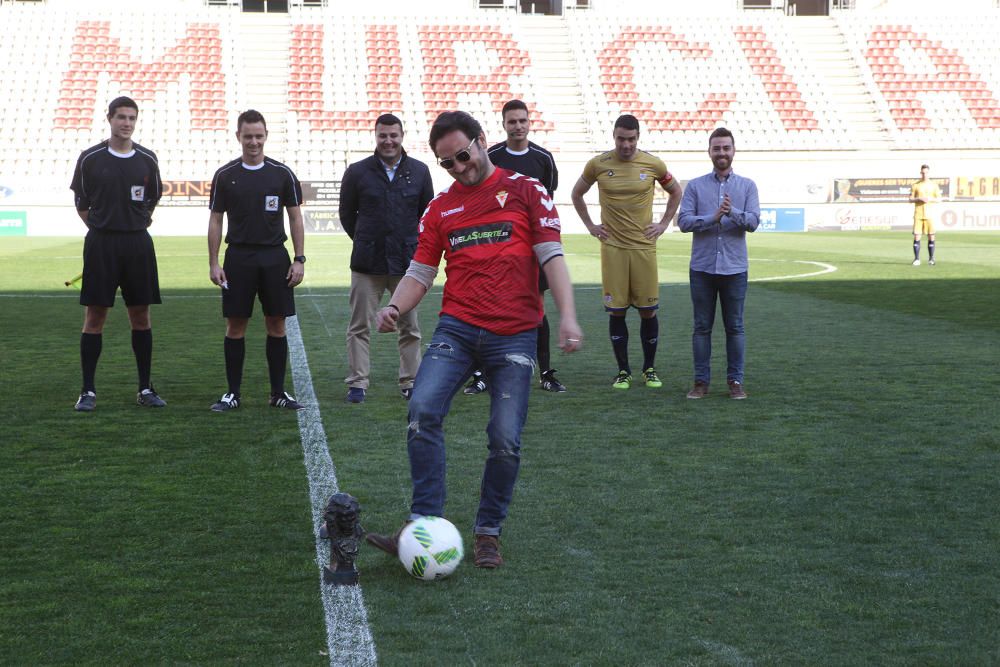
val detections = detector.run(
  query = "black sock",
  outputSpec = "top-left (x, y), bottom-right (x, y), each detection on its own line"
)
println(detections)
top-left (536, 315), bottom-right (551, 372)
top-left (131, 329), bottom-right (153, 391)
top-left (224, 336), bottom-right (245, 396)
top-left (609, 315), bottom-right (630, 374)
top-left (913, 240), bottom-right (920, 260)
top-left (928, 239), bottom-right (936, 261)
top-left (80, 332), bottom-right (102, 393)
top-left (266, 335), bottom-right (288, 395)
top-left (640, 316), bottom-right (659, 371)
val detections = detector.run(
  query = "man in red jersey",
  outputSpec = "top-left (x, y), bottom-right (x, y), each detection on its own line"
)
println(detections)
top-left (365, 111), bottom-right (583, 569)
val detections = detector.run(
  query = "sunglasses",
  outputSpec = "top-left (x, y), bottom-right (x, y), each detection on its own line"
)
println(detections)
top-left (437, 137), bottom-right (478, 170)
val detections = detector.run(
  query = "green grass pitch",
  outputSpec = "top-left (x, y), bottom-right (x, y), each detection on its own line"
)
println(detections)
top-left (1, 232), bottom-right (998, 664)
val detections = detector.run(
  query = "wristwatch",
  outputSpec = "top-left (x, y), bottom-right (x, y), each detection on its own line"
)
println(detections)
top-left (293, 255), bottom-right (306, 264)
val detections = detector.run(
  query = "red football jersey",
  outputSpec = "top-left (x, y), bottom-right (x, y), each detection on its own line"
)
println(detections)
top-left (414, 167), bottom-right (562, 335)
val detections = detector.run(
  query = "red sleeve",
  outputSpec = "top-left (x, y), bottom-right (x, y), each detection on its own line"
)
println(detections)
top-left (412, 198), bottom-right (444, 267)
top-left (523, 178), bottom-right (562, 245)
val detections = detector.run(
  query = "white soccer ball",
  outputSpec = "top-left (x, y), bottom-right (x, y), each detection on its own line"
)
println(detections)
top-left (397, 516), bottom-right (464, 580)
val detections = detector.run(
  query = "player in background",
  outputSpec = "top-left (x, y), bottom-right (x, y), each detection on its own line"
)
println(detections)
top-left (677, 127), bottom-right (759, 400)
top-left (207, 110), bottom-right (306, 412)
top-left (910, 164), bottom-right (941, 266)
top-left (71, 96), bottom-right (165, 412)
top-left (570, 114), bottom-right (682, 391)
top-left (464, 98), bottom-right (565, 395)
top-left (365, 111), bottom-right (582, 569)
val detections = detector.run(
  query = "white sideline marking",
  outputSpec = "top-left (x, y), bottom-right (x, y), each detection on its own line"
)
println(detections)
top-left (286, 316), bottom-right (378, 667)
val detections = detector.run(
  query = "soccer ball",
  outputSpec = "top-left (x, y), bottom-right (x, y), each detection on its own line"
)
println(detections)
top-left (397, 516), bottom-right (464, 580)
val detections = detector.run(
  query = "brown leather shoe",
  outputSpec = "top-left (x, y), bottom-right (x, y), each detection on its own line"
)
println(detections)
top-left (473, 534), bottom-right (503, 569)
top-left (727, 380), bottom-right (747, 400)
top-left (365, 522), bottom-right (410, 557)
top-left (686, 381), bottom-right (709, 399)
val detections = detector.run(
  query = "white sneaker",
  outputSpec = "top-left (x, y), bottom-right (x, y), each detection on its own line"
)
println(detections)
top-left (929, 259), bottom-right (936, 265)
top-left (912, 259), bottom-right (921, 266)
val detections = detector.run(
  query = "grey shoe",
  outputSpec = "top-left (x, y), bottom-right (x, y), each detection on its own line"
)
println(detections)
top-left (75, 391), bottom-right (96, 412)
top-left (137, 387), bottom-right (166, 408)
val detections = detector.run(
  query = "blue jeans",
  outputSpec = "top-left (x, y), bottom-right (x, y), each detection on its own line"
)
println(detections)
top-left (407, 315), bottom-right (536, 536)
top-left (690, 269), bottom-right (748, 384)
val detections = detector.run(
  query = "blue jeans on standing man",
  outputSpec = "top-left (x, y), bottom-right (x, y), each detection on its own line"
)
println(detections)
top-left (690, 269), bottom-right (748, 385)
top-left (407, 315), bottom-right (537, 536)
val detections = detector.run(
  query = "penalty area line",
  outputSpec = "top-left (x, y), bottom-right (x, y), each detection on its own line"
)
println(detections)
top-left (286, 316), bottom-right (378, 667)
top-left (749, 259), bottom-right (838, 282)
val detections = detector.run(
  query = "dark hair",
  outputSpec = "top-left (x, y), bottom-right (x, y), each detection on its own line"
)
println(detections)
top-left (501, 99), bottom-right (528, 120)
top-left (921, 164), bottom-right (930, 170)
top-left (237, 109), bottom-right (267, 132)
top-left (107, 96), bottom-right (138, 119)
top-left (709, 126), bottom-right (735, 147)
top-left (613, 114), bottom-right (640, 132)
top-left (428, 111), bottom-right (483, 153)
top-left (375, 113), bottom-right (403, 130)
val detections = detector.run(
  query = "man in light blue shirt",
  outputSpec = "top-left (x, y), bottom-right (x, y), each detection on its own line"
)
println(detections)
top-left (677, 127), bottom-right (759, 400)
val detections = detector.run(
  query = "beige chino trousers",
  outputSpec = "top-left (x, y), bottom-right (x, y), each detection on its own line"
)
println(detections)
top-left (345, 271), bottom-right (421, 390)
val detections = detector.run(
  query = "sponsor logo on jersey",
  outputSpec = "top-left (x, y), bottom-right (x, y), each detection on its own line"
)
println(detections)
top-left (265, 196), bottom-right (279, 212)
top-left (639, 173), bottom-right (647, 180)
top-left (441, 205), bottom-right (465, 218)
top-left (495, 190), bottom-right (509, 208)
top-left (539, 216), bottom-right (561, 230)
top-left (448, 222), bottom-right (513, 252)
top-left (131, 186), bottom-right (145, 201)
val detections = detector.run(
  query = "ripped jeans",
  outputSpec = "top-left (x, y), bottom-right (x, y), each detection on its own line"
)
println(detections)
top-left (407, 315), bottom-right (537, 536)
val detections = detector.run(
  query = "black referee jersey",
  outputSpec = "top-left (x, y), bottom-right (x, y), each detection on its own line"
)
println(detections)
top-left (70, 142), bottom-right (162, 231)
top-left (210, 157), bottom-right (303, 246)
top-left (487, 141), bottom-right (558, 196)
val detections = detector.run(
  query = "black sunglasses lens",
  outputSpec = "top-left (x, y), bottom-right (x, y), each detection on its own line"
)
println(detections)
top-left (439, 145), bottom-right (473, 170)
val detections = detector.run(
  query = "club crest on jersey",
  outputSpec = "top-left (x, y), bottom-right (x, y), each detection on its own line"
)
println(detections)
top-left (130, 186), bottom-right (144, 201)
top-left (607, 170), bottom-right (614, 177)
top-left (265, 196), bottom-right (279, 212)
top-left (495, 190), bottom-right (509, 208)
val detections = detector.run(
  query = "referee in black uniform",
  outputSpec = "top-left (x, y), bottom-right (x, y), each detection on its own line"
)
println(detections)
top-left (207, 109), bottom-right (306, 412)
top-left (71, 96), bottom-right (165, 412)
top-left (464, 98), bottom-right (565, 395)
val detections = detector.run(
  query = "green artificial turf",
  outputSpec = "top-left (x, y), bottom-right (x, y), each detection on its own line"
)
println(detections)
top-left (1, 232), bottom-right (997, 665)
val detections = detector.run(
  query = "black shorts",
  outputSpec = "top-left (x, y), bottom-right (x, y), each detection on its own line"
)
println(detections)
top-left (80, 229), bottom-right (161, 307)
top-left (222, 245), bottom-right (295, 319)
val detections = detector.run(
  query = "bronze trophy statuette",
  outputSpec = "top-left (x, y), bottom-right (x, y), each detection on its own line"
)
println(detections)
top-left (320, 492), bottom-right (364, 585)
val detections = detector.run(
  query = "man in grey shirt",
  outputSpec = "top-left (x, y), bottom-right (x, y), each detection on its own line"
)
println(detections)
top-left (677, 127), bottom-right (759, 400)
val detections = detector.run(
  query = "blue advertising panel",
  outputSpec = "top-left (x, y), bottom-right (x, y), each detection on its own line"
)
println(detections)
top-left (758, 207), bottom-right (805, 232)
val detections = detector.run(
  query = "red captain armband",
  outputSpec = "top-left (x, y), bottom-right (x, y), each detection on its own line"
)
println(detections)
top-left (658, 171), bottom-right (675, 188)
